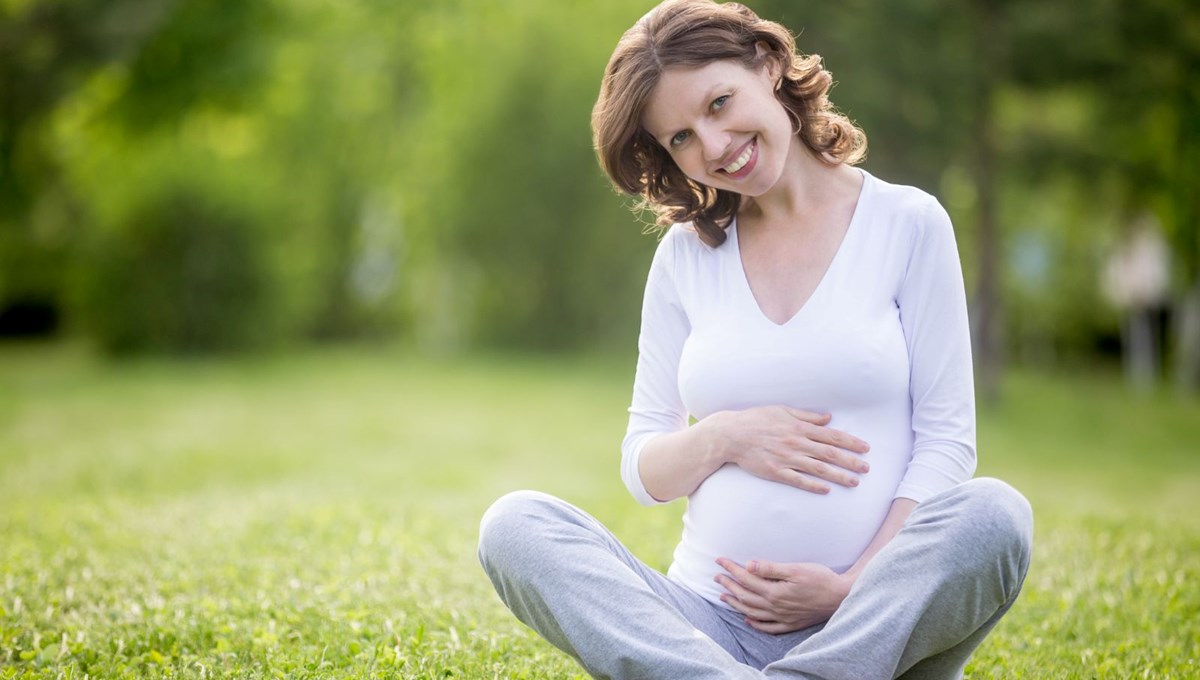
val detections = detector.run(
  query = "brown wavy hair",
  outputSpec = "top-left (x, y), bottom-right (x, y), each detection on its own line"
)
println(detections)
top-left (591, 0), bottom-right (867, 247)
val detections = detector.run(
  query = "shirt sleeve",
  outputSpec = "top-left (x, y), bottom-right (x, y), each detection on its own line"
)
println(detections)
top-left (620, 229), bottom-right (691, 506)
top-left (894, 198), bottom-right (978, 502)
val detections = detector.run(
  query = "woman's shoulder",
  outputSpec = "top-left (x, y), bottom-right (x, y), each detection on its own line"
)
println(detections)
top-left (645, 222), bottom-right (726, 294)
top-left (659, 221), bottom-right (719, 250)
top-left (862, 171), bottom-right (955, 249)
top-left (863, 170), bottom-right (945, 220)
top-left (652, 221), bottom-right (724, 262)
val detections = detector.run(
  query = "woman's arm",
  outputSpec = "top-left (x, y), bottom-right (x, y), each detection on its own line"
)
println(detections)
top-left (638, 407), bottom-right (871, 502)
top-left (841, 497), bottom-right (917, 579)
top-left (893, 197), bottom-right (977, 501)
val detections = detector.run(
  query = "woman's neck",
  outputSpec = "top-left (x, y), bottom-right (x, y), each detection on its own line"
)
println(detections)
top-left (739, 136), bottom-right (861, 231)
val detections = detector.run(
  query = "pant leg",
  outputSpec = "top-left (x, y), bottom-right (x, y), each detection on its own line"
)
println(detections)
top-left (477, 490), bottom-right (763, 680)
top-left (764, 478), bottom-right (1034, 680)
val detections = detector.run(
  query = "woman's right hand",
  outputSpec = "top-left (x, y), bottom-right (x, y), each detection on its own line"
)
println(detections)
top-left (701, 406), bottom-right (871, 493)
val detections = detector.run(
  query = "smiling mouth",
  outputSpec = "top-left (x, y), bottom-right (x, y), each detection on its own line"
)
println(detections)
top-left (719, 138), bottom-right (756, 176)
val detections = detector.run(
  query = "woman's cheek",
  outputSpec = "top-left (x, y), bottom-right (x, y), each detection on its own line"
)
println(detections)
top-left (678, 153), bottom-right (704, 183)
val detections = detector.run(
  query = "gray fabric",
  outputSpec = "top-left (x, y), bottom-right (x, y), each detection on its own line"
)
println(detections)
top-left (477, 478), bottom-right (1032, 680)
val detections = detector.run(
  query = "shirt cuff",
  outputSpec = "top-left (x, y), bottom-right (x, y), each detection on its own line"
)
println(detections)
top-left (622, 433), bottom-right (671, 507)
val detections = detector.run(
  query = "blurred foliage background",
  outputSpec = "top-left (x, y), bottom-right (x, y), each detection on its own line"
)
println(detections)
top-left (1, 0), bottom-right (1198, 397)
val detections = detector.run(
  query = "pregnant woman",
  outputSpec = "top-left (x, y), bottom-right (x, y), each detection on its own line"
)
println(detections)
top-left (477, 1), bottom-right (1033, 678)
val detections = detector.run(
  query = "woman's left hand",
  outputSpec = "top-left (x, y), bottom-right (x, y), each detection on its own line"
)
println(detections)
top-left (714, 558), bottom-right (854, 634)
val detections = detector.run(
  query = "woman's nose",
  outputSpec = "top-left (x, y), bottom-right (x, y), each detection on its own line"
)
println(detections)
top-left (697, 126), bottom-right (731, 164)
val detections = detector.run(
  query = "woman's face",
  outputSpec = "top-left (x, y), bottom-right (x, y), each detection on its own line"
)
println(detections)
top-left (641, 58), bottom-right (796, 197)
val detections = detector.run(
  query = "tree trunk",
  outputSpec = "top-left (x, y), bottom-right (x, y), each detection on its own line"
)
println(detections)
top-left (1170, 67), bottom-right (1200, 396)
top-left (1175, 283), bottom-right (1200, 396)
top-left (969, 0), bottom-right (1003, 404)
top-left (1124, 307), bottom-right (1157, 392)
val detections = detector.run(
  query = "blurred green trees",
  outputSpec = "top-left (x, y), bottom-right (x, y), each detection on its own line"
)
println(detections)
top-left (76, 188), bottom-right (275, 354)
top-left (1, 0), bottom-right (1196, 389)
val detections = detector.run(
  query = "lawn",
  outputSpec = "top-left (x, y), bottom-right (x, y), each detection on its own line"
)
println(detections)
top-left (1, 342), bottom-right (1197, 679)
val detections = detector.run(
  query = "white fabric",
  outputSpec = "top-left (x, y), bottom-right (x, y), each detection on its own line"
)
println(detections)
top-left (621, 170), bottom-right (977, 607)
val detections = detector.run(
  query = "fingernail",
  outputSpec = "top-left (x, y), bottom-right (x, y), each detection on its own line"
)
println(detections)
top-left (747, 561), bottom-right (757, 573)
top-left (849, 478), bottom-right (859, 487)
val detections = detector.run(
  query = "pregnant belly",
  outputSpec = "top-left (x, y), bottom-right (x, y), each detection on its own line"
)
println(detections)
top-left (667, 413), bottom-right (914, 607)
top-left (683, 462), bottom-right (903, 569)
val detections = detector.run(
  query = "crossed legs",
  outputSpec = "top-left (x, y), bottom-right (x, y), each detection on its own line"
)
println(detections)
top-left (477, 478), bottom-right (1032, 680)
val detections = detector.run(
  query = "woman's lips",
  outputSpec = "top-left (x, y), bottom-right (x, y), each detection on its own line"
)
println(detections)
top-left (719, 138), bottom-right (758, 179)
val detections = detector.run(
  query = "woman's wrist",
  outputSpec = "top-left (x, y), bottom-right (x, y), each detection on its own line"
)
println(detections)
top-left (834, 568), bottom-right (856, 599)
top-left (696, 410), bottom-right (738, 468)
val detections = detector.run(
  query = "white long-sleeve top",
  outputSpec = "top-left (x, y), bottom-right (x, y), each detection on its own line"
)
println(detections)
top-left (621, 170), bottom-right (977, 607)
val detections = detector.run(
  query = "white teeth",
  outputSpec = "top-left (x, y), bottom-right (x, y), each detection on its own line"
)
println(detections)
top-left (722, 141), bottom-right (754, 174)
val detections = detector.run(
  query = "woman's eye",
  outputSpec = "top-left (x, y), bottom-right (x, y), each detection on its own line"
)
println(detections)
top-left (711, 95), bottom-right (730, 111)
top-left (670, 131), bottom-right (689, 147)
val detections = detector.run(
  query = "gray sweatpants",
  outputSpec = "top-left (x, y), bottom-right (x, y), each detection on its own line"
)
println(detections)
top-left (477, 477), bottom-right (1033, 680)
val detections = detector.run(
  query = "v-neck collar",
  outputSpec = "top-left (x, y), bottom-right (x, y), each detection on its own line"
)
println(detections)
top-left (728, 169), bottom-right (874, 328)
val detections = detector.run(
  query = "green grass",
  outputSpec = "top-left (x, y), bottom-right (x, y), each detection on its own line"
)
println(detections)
top-left (1, 342), bottom-right (1197, 679)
